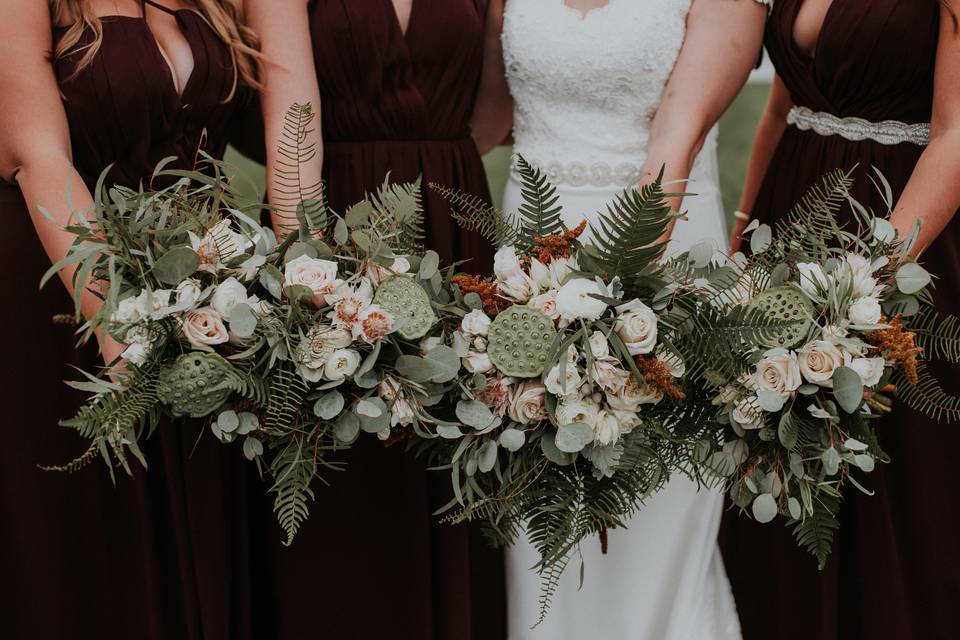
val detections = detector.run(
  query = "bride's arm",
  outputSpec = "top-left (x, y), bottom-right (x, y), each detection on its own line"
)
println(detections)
top-left (0, 2), bottom-right (123, 361)
top-left (641, 0), bottom-right (767, 226)
top-left (729, 74), bottom-right (793, 252)
top-left (469, 0), bottom-right (513, 155)
top-left (889, 6), bottom-right (960, 257)
top-left (246, 0), bottom-right (324, 237)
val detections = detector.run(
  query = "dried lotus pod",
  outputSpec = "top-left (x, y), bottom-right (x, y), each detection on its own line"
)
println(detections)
top-left (157, 352), bottom-right (235, 418)
top-left (373, 275), bottom-right (437, 340)
top-left (487, 305), bottom-right (557, 377)
top-left (748, 285), bottom-right (815, 349)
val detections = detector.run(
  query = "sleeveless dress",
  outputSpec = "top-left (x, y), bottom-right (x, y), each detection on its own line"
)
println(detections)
top-left (499, 1), bottom-right (747, 638)
top-left (720, 3), bottom-right (960, 639)
top-left (240, 3), bottom-right (506, 640)
top-left (0, 3), bottom-right (260, 639)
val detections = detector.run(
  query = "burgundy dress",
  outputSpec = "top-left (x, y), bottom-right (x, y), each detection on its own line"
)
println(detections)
top-left (0, 3), bottom-right (262, 639)
top-left (245, 3), bottom-right (504, 639)
top-left (720, 2), bottom-right (960, 639)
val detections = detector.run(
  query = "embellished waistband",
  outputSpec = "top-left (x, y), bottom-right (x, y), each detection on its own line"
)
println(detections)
top-left (786, 106), bottom-right (930, 147)
top-left (509, 158), bottom-right (644, 188)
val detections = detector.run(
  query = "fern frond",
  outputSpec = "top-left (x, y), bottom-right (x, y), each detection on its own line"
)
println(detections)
top-left (894, 363), bottom-right (960, 423)
top-left (910, 307), bottom-right (960, 363)
top-left (791, 490), bottom-right (840, 570)
top-left (514, 156), bottom-right (566, 250)
top-left (429, 182), bottom-right (518, 247)
top-left (370, 178), bottom-right (425, 254)
top-left (38, 438), bottom-right (101, 474)
top-left (264, 364), bottom-right (310, 434)
top-left (270, 439), bottom-right (317, 546)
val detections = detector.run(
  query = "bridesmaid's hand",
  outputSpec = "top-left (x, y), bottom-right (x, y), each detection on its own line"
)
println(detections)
top-left (729, 216), bottom-right (750, 253)
top-left (97, 332), bottom-right (128, 381)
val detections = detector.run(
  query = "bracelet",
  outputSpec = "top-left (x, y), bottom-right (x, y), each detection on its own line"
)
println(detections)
top-left (733, 210), bottom-right (751, 222)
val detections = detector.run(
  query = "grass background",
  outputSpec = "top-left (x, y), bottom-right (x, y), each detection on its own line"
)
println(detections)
top-left (224, 83), bottom-right (769, 231)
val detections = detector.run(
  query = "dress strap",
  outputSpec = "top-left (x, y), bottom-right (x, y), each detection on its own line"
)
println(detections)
top-left (142, 0), bottom-right (179, 17)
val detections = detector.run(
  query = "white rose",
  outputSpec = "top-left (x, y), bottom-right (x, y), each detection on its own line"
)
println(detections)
top-left (175, 279), bottom-right (203, 309)
top-left (849, 357), bottom-right (885, 387)
top-left (592, 359), bottom-right (629, 393)
top-left (555, 398), bottom-right (600, 428)
top-left (555, 278), bottom-right (607, 321)
top-left (592, 410), bottom-right (622, 446)
top-left (112, 296), bottom-right (142, 325)
top-left (181, 307), bottom-right (230, 350)
top-left (528, 290), bottom-right (560, 321)
top-left (731, 396), bottom-right (765, 430)
top-left (120, 325), bottom-right (156, 365)
top-left (544, 361), bottom-right (583, 396)
top-left (509, 381), bottom-right (547, 424)
top-left (587, 331), bottom-right (610, 359)
top-left (607, 377), bottom-right (662, 411)
top-left (463, 351), bottom-right (494, 374)
top-left (461, 309), bottom-right (492, 337)
top-left (284, 255), bottom-right (342, 306)
top-left (614, 299), bottom-right (658, 355)
top-left (841, 253), bottom-right (881, 298)
top-left (296, 325), bottom-right (353, 382)
top-left (798, 340), bottom-right (847, 385)
top-left (323, 349), bottom-right (361, 381)
top-left (849, 296), bottom-right (882, 326)
top-left (796, 262), bottom-right (830, 298)
top-left (210, 277), bottom-right (249, 317)
top-left (754, 349), bottom-right (802, 398)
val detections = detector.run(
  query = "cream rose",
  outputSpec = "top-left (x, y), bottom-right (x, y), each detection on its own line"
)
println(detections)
top-left (175, 278), bottom-right (203, 309)
top-left (323, 349), bottom-right (361, 381)
top-left (588, 331), bottom-right (610, 359)
top-left (296, 324), bottom-right (353, 382)
top-left (731, 396), bottom-right (765, 430)
top-left (509, 382), bottom-right (547, 424)
top-left (754, 349), bottom-right (802, 398)
top-left (614, 299), bottom-right (658, 355)
top-left (461, 309), bottom-right (492, 337)
top-left (612, 409), bottom-right (642, 435)
top-left (556, 278), bottom-right (607, 321)
top-left (112, 296), bottom-right (142, 325)
top-left (284, 255), bottom-right (342, 306)
top-left (607, 377), bottom-right (662, 411)
top-left (463, 351), bottom-right (494, 374)
top-left (841, 253), bottom-right (881, 298)
top-left (798, 340), bottom-right (847, 385)
top-left (848, 296), bottom-right (882, 326)
top-left (181, 307), bottom-right (230, 350)
top-left (849, 356), bottom-right (885, 387)
top-left (528, 290), bottom-right (560, 321)
top-left (135, 288), bottom-right (174, 319)
top-left (544, 360), bottom-right (583, 396)
top-left (555, 398), bottom-right (600, 428)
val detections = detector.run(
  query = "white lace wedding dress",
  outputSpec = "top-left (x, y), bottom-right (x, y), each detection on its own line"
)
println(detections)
top-left (500, 1), bottom-right (748, 638)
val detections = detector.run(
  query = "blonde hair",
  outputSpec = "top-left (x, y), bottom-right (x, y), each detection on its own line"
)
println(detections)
top-left (50, 0), bottom-right (260, 99)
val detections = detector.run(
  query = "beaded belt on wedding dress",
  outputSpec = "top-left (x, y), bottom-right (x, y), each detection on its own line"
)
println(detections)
top-left (509, 157), bottom-right (644, 188)
top-left (787, 106), bottom-right (931, 146)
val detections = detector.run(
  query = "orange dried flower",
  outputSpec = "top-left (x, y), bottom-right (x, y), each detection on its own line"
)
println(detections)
top-left (527, 220), bottom-right (588, 265)
top-left (634, 355), bottom-right (685, 400)
top-left (865, 315), bottom-right (922, 386)
top-left (452, 273), bottom-right (506, 315)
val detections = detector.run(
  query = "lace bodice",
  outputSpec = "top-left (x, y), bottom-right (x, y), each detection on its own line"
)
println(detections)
top-left (503, 0), bottom-right (770, 187)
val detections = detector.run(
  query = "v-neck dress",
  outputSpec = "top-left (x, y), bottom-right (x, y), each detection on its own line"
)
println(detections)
top-left (720, 2), bottom-right (960, 639)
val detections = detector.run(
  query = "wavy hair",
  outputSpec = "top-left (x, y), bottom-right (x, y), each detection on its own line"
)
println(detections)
top-left (50, 0), bottom-right (259, 99)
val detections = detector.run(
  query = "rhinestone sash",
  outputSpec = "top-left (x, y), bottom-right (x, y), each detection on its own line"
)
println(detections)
top-left (787, 106), bottom-right (930, 147)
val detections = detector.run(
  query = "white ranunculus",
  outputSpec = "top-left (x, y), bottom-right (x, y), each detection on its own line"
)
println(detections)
top-left (849, 357), bottom-right (885, 387)
top-left (555, 398), bottom-right (600, 429)
top-left (528, 290), bottom-right (560, 321)
top-left (323, 348), bottom-right (361, 381)
top-left (796, 262), bottom-right (830, 298)
top-left (461, 309), bottom-right (492, 337)
top-left (841, 253), bottom-right (881, 298)
top-left (592, 410), bottom-right (622, 446)
top-left (509, 381), bottom-right (547, 424)
top-left (798, 340), bottom-right (848, 385)
top-left (112, 296), bottom-right (142, 325)
top-left (848, 296), bottom-right (883, 326)
top-left (555, 278), bottom-right (607, 321)
top-left (296, 324), bottom-right (353, 382)
top-left (181, 307), bottom-right (230, 350)
top-left (463, 351), bottom-right (494, 374)
top-left (210, 277), bottom-right (249, 317)
top-left (588, 331), bottom-right (610, 359)
top-left (731, 396), bottom-right (765, 430)
top-left (284, 255), bottom-right (342, 307)
top-left (754, 349), bottom-right (802, 398)
top-left (544, 360), bottom-right (583, 396)
top-left (614, 299), bottom-right (658, 355)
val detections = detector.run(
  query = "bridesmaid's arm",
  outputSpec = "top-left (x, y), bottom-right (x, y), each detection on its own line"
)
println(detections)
top-left (641, 0), bottom-right (767, 229)
top-left (246, 0), bottom-right (324, 237)
top-left (469, 0), bottom-right (513, 155)
top-left (0, 1), bottom-right (122, 362)
top-left (729, 74), bottom-right (793, 252)
top-left (890, 6), bottom-right (960, 257)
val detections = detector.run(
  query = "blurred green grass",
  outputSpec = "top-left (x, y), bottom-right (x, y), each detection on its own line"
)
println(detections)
top-left (225, 82), bottom-right (769, 229)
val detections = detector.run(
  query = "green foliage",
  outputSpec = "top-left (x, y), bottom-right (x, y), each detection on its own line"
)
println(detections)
top-left (791, 490), bottom-right (841, 570)
top-left (894, 364), bottom-right (960, 423)
top-left (264, 364), bottom-right (310, 434)
top-left (368, 178), bottom-right (425, 254)
top-left (270, 438), bottom-right (317, 546)
top-left (910, 307), bottom-right (960, 363)
top-left (513, 156), bottom-right (566, 250)
top-left (429, 182), bottom-right (518, 248)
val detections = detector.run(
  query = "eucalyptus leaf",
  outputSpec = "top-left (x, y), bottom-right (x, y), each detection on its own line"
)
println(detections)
top-left (821, 446), bottom-right (841, 476)
top-left (217, 410), bottom-right (239, 433)
top-left (424, 345), bottom-right (460, 383)
top-left (334, 412), bottom-right (361, 443)
top-left (688, 241), bottom-right (714, 268)
top-left (358, 397), bottom-right (390, 433)
top-left (832, 366), bottom-right (865, 414)
top-left (153, 246), bottom-right (200, 285)
top-left (259, 265), bottom-right (284, 300)
top-left (313, 391), bottom-right (345, 420)
top-left (354, 368), bottom-right (379, 389)
top-left (437, 425), bottom-right (464, 439)
top-left (228, 303), bottom-right (258, 338)
top-left (895, 262), bottom-right (931, 294)
top-left (463, 292), bottom-right (483, 310)
top-left (242, 436), bottom-right (264, 460)
top-left (334, 218), bottom-right (348, 245)
top-left (555, 422), bottom-right (594, 453)
top-left (752, 493), bottom-right (778, 524)
top-left (778, 411), bottom-right (798, 449)
top-left (499, 428), bottom-right (525, 452)
top-left (395, 355), bottom-right (436, 382)
top-left (419, 250), bottom-right (440, 280)
top-left (750, 224), bottom-right (772, 254)
top-left (854, 453), bottom-right (876, 472)
top-left (356, 399), bottom-right (383, 418)
top-left (456, 400), bottom-right (497, 430)
top-left (787, 497), bottom-right (802, 520)
top-left (477, 441), bottom-right (498, 473)
top-left (540, 432), bottom-right (576, 466)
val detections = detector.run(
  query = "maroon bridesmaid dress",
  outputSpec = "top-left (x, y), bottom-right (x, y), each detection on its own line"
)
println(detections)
top-left (720, 2), bottom-right (960, 639)
top-left (0, 3), bottom-right (263, 638)
top-left (247, 3), bottom-right (505, 639)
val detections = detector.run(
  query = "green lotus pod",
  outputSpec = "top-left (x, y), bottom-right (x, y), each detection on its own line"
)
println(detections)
top-left (157, 352), bottom-right (235, 418)
top-left (487, 305), bottom-right (557, 378)
top-left (748, 286), bottom-right (815, 349)
top-left (373, 275), bottom-right (437, 340)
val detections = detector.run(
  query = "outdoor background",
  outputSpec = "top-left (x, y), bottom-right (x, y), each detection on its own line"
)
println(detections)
top-left (225, 65), bottom-right (772, 233)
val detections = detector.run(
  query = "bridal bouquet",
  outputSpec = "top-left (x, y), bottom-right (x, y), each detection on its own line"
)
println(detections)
top-left (685, 169), bottom-right (960, 568)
